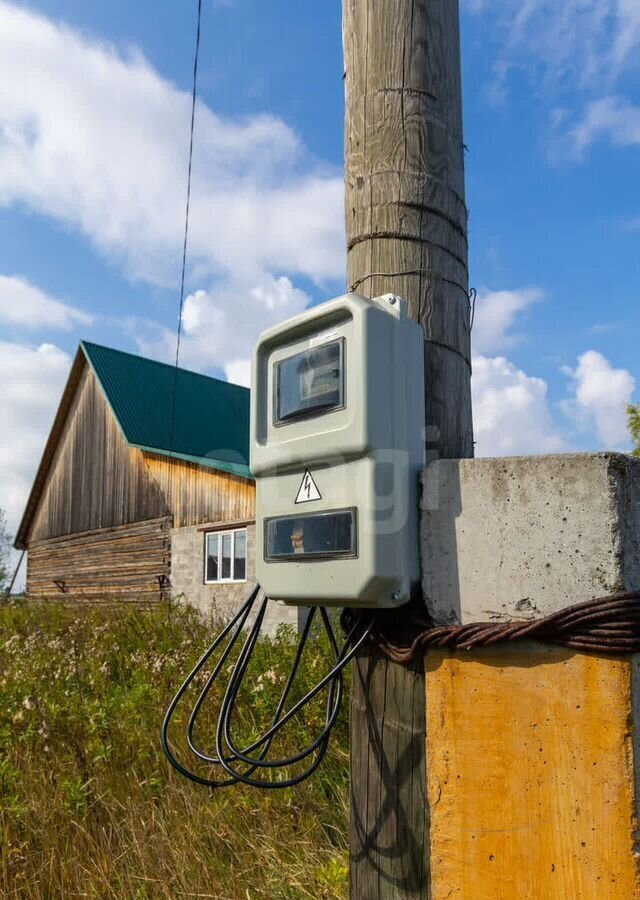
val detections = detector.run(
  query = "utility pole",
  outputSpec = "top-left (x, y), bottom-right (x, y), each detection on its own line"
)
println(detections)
top-left (343, 0), bottom-right (472, 896)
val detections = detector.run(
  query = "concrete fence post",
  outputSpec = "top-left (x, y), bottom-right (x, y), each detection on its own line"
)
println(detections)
top-left (421, 453), bottom-right (640, 898)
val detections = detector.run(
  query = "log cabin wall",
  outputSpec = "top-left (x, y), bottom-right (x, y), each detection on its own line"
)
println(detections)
top-left (27, 517), bottom-right (171, 601)
top-left (142, 453), bottom-right (255, 528)
top-left (29, 362), bottom-right (170, 542)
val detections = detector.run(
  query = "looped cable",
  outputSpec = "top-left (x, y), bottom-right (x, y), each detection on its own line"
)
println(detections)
top-left (161, 587), bottom-right (373, 789)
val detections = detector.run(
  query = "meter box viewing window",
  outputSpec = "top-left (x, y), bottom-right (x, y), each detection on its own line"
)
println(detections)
top-left (265, 508), bottom-right (357, 561)
top-left (275, 340), bottom-right (344, 423)
top-left (250, 292), bottom-right (425, 609)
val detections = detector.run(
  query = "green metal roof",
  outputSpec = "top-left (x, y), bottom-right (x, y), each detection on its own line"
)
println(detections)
top-left (81, 341), bottom-right (252, 479)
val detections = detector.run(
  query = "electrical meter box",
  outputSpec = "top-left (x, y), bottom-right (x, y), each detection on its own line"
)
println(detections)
top-left (250, 292), bottom-right (425, 608)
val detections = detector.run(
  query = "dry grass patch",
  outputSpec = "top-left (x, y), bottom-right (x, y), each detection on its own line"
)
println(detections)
top-left (0, 600), bottom-right (349, 899)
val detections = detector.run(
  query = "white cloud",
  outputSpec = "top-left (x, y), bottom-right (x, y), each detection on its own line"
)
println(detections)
top-left (562, 350), bottom-right (635, 447)
top-left (465, 0), bottom-right (640, 95)
top-left (0, 0), bottom-right (345, 415)
top-left (570, 96), bottom-right (640, 157)
top-left (472, 287), bottom-right (543, 356)
top-left (0, 0), bottom-right (345, 289)
top-left (135, 273), bottom-right (310, 382)
top-left (612, 0), bottom-right (640, 72)
top-left (0, 341), bottom-right (71, 534)
top-left (472, 355), bottom-right (567, 457)
top-left (0, 275), bottom-right (92, 330)
top-left (225, 359), bottom-right (252, 388)
top-left (464, 0), bottom-right (640, 153)
top-left (470, 294), bottom-right (636, 456)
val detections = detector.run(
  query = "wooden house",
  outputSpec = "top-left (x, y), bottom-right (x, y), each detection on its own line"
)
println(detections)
top-left (14, 341), bottom-right (296, 629)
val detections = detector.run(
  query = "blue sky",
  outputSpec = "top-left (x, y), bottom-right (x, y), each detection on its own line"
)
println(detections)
top-left (1, 0), bottom-right (639, 536)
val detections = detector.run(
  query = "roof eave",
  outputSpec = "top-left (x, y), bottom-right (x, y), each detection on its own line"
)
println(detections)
top-left (137, 445), bottom-right (253, 480)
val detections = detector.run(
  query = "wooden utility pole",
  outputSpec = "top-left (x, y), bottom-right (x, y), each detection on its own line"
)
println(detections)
top-left (344, 1), bottom-right (473, 896)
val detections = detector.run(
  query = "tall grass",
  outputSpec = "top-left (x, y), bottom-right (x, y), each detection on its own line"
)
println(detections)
top-left (0, 600), bottom-right (349, 899)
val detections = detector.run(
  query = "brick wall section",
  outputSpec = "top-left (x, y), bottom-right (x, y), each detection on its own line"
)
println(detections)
top-left (170, 521), bottom-right (301, 635)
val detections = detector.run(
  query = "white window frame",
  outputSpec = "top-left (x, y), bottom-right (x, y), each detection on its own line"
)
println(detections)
top-left (204, 527), bottom-right (248, 584)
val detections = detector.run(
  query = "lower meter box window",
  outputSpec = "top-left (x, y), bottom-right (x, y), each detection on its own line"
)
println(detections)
top-left (265, 509), bottom-right (356, 561)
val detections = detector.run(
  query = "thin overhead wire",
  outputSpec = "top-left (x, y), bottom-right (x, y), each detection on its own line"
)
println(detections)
top-left (159, 2), bottom-right (373, 791)
top-left (169, 0), bottom-right (203, 454)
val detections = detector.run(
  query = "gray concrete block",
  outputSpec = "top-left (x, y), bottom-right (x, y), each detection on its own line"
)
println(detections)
top-left (421, 453), bottom-right (640, 625)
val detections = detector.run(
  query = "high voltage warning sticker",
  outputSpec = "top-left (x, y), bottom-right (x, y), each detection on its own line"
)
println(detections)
top-left (295, 469), bottom-right (322, 504)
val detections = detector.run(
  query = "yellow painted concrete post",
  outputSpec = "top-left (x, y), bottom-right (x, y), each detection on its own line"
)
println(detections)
top-left (421, 454), bottom-right (640, 898)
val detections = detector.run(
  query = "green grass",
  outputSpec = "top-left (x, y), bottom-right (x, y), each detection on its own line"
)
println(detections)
top-left (0, 600), bottom-right (350, 899)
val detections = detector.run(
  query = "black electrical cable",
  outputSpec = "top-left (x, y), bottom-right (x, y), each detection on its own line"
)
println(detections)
top-left (218, 609), bottom-right (371, 788)
top-left (161, 586), bottom-right (373, 789)
top-left (213, 608), bottom-right (344, 787)
top-left (162, 592), bottom-right (371, 789)
top-left (162, 591), bottom-right (334, 788)
top-left (187, 604), bottom-right (321, 766)
top-left (161, 585), bottom-right (262, 788)
top-left (217, 609), bottom-right (363, 775)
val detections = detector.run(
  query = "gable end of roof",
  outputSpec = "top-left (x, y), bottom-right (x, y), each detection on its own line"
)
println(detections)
top-left (14, 347), bottom-right (87, 549)
top-left (15, 342), bottom-right (254, 549)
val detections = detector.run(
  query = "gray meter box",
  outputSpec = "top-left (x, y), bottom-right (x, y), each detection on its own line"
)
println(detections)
top-left (250, 292), bottom-right (425, 608)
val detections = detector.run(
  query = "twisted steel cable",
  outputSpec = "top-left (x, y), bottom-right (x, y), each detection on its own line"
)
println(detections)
top-left (357, 592), bottom-right (640, 664)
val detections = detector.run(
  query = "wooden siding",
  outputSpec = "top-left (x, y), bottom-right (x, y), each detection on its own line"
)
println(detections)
top-left (29, 364), bottom-right (170, 542)
top-left (142, 452), bottom-right (255, 528)
top-left (27, 518), bottom-right (171, 601)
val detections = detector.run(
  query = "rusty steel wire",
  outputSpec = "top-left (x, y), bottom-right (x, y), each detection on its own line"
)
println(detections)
top-left (344, 592), bottom-right (640, 664)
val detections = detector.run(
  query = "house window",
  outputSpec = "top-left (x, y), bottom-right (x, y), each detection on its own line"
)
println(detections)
top-left (205, 528), bottom-right (247, 583)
